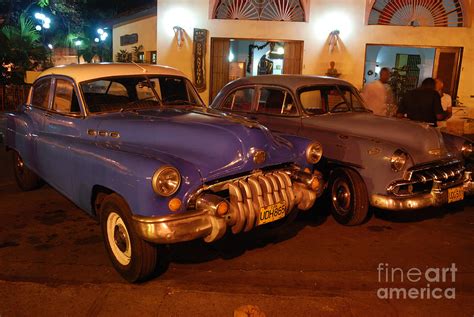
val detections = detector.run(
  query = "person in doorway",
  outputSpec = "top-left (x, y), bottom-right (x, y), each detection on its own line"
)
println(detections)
top-left (257, 54), bottom-right (273, 75)
top-left (435, 78), bottom-right (452, 119)
top-left (397, 77), bottom-right (447, 126)
top-left (361, 67), bottom-right (394, 116)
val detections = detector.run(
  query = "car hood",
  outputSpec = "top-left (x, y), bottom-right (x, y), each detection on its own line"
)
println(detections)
top-left (304, 112), bottom-right (453, 164)
top-left (95, 108), bottom-right (300, 181)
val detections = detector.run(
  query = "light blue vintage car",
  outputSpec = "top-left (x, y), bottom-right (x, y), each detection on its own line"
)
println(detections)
top-left (211, 75), bottom-right (473, 225)
top-left (5, 64), bottom-right (325, 282)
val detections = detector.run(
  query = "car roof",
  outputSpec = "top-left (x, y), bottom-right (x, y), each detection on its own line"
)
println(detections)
top-left (220, 75), bottom-right (353, 92)
top-left (37, 63), bottom-right (186, 83)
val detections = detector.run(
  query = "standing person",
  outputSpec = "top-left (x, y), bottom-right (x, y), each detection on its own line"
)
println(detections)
top-left (397, 78), bottom-right (447, 126)
top-left (361, 67), bottom-right (394, 116)
top-left (435, 78), bottom-right (452, 119)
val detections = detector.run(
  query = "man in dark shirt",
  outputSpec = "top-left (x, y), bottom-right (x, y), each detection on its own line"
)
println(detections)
top-left (397, 78), bottom-right (446, 126)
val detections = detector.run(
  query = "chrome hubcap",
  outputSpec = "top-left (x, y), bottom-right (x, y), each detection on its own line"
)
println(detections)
top-left (332, 179), bottom-right (351, 216)
top-left (114, 224), bottom-right (128, 253)
top-left (15, 155), bottom-right (24, 175)
top-left (106, 212), bottom-right (131, 266)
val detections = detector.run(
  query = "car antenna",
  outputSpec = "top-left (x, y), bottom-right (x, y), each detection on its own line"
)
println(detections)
top-left (132, 61), bottom-right (147, 73)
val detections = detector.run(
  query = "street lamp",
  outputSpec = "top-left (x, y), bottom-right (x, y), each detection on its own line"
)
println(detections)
top-left (74, 40), bottom-right (82, 63)
top-left (34, 12), bottom-right (51, 29)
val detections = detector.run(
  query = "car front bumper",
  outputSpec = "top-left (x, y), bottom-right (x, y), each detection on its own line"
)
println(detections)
top-left (370, 171), bottom-right (473, 210)
top-left (132, 169), bottom-right (323, 244)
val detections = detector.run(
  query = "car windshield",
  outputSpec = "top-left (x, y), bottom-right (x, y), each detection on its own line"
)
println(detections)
top-left (80, 75), bottom-right (204, 113)
top-left (298, 85), bottom-right (367, 115)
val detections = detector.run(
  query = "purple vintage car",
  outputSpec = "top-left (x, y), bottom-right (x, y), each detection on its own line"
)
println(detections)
top-left (5, 64), bottom-right (325, 282)
top-left (211, 75), bottom-right (473, 226)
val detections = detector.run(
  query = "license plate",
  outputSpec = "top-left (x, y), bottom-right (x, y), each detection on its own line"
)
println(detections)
top-left (257, 202), bottom-right (287, 226)
top-left (448, 186), bottom-right (464, 203)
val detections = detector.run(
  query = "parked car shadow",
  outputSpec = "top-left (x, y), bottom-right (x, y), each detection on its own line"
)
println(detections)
top-left (158, 203), bottom-right (329, 270)
top-left (371, 196), bottom-right (472, 223)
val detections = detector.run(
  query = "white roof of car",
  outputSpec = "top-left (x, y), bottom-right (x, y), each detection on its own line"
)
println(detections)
top-left (38, 63), bottom-right (186, 83)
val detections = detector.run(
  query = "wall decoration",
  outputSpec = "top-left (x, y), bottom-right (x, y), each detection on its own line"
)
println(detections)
top-left (368, 0), bottom-right (465, 27)
top-left (213, 0), bottom-right (306, 22)
top-left (120, 33), bottom-right (138, 46)
top-left (193, 28), bottom-right (208, 92)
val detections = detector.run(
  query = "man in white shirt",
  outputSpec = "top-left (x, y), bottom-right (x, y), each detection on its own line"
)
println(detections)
top-left (435, 78), bottom-right (452, 119)
top-left (361, 67), bottom-right (393, 116)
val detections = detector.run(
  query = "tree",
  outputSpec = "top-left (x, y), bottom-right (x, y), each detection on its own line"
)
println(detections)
top-left (0, 13), bottom-right (49, 83)
top-left (115, 50), bottom-right (131, 63)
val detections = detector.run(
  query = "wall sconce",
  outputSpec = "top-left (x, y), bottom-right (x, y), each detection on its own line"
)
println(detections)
top-left (328, 30), bottom-right (340, 53)
top-left (173, 26), bottom-right (185, 48)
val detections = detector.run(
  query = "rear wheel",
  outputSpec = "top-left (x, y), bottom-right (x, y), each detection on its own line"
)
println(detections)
top-left (11, 151), bottom-right (42, 191)
top-left (100, 193), bottom-right (158, 282)
top-left (329, 168), bottom-right (369, 226)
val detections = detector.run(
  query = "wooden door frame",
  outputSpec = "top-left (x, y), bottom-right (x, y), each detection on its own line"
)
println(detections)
top-left (433, 47), bottom-right (463, 98)
top-left (209, 37), bottom-right (304, 103)
top-left (363, 43), bottom-right (463, 98)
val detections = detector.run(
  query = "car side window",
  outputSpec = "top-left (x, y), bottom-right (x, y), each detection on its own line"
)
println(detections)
top-left (53, 79), bottom-right (81, 114)
top-left (299, 89), bottom-right (325, 114)
top-left (221, 88), bottom-right (255, 112)
top-left (327, 88), bottom-right (350, 112)
top-left (31, 78), bottom-right (52, 109)
top-left (257, 88), bottom-right (296, 115)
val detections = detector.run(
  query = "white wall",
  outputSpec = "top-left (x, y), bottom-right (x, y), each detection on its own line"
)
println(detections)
top-left (156, 0), bottom-right (474, 109)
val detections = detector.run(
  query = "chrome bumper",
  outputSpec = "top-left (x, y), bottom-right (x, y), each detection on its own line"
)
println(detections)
top-left (371, 171), bottom-right (473, 211)
top-left (132, 169), bottom-right (323, 244)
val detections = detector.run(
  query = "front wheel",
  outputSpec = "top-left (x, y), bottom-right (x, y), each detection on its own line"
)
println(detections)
top-left (100, 193), bottom-right (158, 282)
top-left (329, 168), bottom-right (369, 226)
top-left (11, 151), bottom-right (43, 191)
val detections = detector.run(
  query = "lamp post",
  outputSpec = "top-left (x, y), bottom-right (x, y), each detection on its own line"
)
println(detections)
top-left (74, 40), bottom-right (82, 63)
top-left (95, 28), bottom-right (109, 62)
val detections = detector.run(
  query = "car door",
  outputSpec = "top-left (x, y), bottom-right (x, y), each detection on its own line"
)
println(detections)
top-left (37, 76), bottom-right (84, 195)
top-left (253, 86), bottom-right (302, 135)
top-left (24, 77), bottom-right (52, 172)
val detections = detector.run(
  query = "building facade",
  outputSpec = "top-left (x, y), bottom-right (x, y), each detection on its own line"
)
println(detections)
top-left (113, 6), bottom-right (157, 64)
top-left (154, 0), bottom-right (473, 115)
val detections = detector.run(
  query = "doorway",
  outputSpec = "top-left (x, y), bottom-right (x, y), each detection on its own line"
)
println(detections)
top-left (210, 38), bottom-right (303, 102)
top-left (363, 44), bottom-right (463, 105)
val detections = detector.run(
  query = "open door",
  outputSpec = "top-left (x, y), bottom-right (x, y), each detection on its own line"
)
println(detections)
top-left (209, 38), bottom-right (230, 103)
top-left (433, 47), bottom-right (463, 98)
top-left (283, 41), bottom-right (304, 74)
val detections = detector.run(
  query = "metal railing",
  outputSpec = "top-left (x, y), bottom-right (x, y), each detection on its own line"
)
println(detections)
top-left (0, 85), bottom-right (30, 111)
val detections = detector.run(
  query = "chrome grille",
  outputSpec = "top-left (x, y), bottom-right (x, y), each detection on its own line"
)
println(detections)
top-left (389, 160), bottom-right (465, 197)
top-left (409, 161), bottom-right (464, 185)
top-left (227, 171), bottom-right (295, 233)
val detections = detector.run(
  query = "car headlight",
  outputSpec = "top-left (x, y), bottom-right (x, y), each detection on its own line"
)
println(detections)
top-left (152, 166), bottom-right (181, 197)
top-left (461, 141), bottom-right (473, 158)
top-left (390, 149), bottom-right (408, 172)
top-left (305, 142), bottom-right (323, 164)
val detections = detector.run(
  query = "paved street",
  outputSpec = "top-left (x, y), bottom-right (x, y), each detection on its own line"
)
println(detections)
top-left (0, 144), bottom-right (473, 316)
